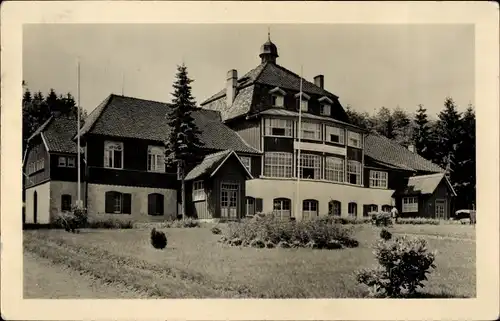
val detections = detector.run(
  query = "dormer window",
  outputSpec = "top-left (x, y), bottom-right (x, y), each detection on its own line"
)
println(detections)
top-left (269, 87), bottom-right (286, 108)
top-left (319, 96), bottom-right (333, 116)
top-left (295, 92), bottom-right (311, 113)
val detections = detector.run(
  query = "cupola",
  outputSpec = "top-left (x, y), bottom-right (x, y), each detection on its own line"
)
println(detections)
top-left (259, 32), bottom-right (279, 64)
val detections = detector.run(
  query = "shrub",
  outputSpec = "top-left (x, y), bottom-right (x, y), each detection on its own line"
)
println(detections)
top-left (396, 218), bottom-right (440, 225)
top-left (371, 212), bottom-right (393, 227)
top-left (265, 241), bottom-right (275, 248)
top-left (277, 241), bottom-right (291, 248)
top-left (53, 206), bottom-right (88, 233)
top-left (326, 239), bottom-right (343, 249)
top-left (230, 237), bottom-right (243, 246)
top-left (319, 216), bottom-right (371, 225)
top-left (380, 228), bottom-right (392, 241)
top-left (223, 214), bottom-right (358, 250)
top-left (356, 235), bottom-right (436, 298)
top-left (169, 218), bottom-right (200, 228)
top-left (87, 218), bottom-right (133, 229)
top-left (150, 228), bottom-right (168, 249)
top-left (250, 238), bottom-right (265, 248)
top-left (211, 226), bottom-right (222, 235)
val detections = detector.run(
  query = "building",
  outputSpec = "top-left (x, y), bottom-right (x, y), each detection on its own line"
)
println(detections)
top-left (23, 36), bottom-right (456, 224)
top-left (200, 35), bottom-right (456, 220)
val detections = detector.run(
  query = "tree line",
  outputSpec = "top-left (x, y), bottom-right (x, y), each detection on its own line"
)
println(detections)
top-left (346, 97), bottom-right (476, 209)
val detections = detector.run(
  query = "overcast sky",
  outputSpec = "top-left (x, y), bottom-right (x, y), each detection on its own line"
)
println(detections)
top-left (23, 23), bottom-right (474, 117)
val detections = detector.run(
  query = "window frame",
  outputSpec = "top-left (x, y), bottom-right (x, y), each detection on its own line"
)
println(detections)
top-left (369, 170), bottom-right (388, 188)
top-left (298, 153), bottom-right (321, 180)
top-left (246, 197), bottom-right (255, 216)
top-left (240, 156), bottom-right (252, 172)
top-left (264, 118), bottom-right (293, 137)
top-left (67, 157), bottom-right (76, 168)
top-left (271, 94), bottom-right (285, 108)
top-left (347, 160), bottom-right (362, 185)
top-left (147, 145), bottom-right (166, 173)
top-left (58, 156), bottom-right (67, 167)
top-left (302, 199), bottom-right (319, 220)
top-left (347, 131), bottom-right (362, 148)
top-left (328, 200), bottom-right (341, 216)
top-left (320, 103), bottom-right (331, 116)
top-left (348, 202), bottom-right (357, 217)
top-left (325, 156), bottom-right (344, 183)
top-left (402, 196), bottom-right (419, 213)
top-left (299, 122), bottom-right (322, 141)
top-left (192, 180), bottom-right (206, 201)
top-left (264, 152), bottom-right (293, 178)
top-left (61, 194), bottom-right (72, 212)
top-left (325, 125), bottom-right (345, 144)
top-left (104, 141), bottom-right (124, 169)
top-left (273, 197), bottom-right (291, 218)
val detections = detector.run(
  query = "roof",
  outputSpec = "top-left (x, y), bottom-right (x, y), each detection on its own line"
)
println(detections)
top-left (403, 173), bottom-right (457, 196)
top-left (255, 108), bottom-right (364, 130)
top-left (76, 94), bottom-right (260, 154)
top-left (27, 116), bottom-right (82, 154)
top-left (365, 134), bottom-right (444, 173)
top-left (184, 149), bottom-right (253, 181)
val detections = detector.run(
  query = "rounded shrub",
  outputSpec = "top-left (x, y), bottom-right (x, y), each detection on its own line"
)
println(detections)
top-left (150, 228), bottom-right (167, 249)
top-left (250, 238), bottom-right (265, 248)
top-left (265, 241), bottom-right (275, 248)
top-left (211, 226), bottom-right (222, 235)
top-left (380, 228), bottom-right (392, 241)
top-left (277, 241), bottom-right (291, 248)
top-left (230, 237), bottom-right (243, 246)
top-left (326, 240), bottom-right (343, 249)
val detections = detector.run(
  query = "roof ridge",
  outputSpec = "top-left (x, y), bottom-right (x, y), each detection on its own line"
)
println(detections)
top-left (27, 115), bottom-right (54, 142)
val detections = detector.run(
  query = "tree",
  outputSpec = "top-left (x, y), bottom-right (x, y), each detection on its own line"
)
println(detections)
top-left (345, 105), bottom-right (374, 131)
top-left (165, 64), bottom-right (205, 219)
top-left (454, 104), bottom-right (476, 209)
top-left (372, 106), bottom-right (394, 138)
top-left (434, 97), bottom-right (463, 183)
top-left (391, 107), bottom-right (413, 147)
top-left (412, 104), bottom-right (433, 159)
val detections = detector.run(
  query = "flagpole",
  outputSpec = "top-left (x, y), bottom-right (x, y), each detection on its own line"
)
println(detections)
top-left (77, 57), bottom-right (82, 209)
top-left (295, 65), bottom-right (303, 220)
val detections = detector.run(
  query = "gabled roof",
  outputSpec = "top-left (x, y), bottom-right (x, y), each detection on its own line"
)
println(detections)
top-left (76, 94), bottom-right (260, 154)
top-left (365, 134), bottom-right (444, 173)
top-left (402, 173), bottom-right (457, 196)
top-left (27, 116), bottom-right (82, 154)
top-left (185, 149), bottom-right (253, 181)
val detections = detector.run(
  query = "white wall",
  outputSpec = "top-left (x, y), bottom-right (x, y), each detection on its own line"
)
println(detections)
top-left (25, 182), bottom-right (51, 224)
top-left (87, 183), bottom-right (177, 221)
top-left (246, 178), bottom-right (395, 220)
top-left (49, 181), bottom-right (87, 221)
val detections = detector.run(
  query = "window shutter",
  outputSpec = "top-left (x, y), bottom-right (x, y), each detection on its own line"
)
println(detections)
top-left (104, 151), bottom-right (109, 167)
top-left (148, 194), bottom-right (154, 215)
top-left (158, 194), bottom-right (164, 215)
top-left (255, 198), bottom-right (263, 213)
top-left (105, 191), bottom-right (114, 213)
top-left (122, 193), bottom-right (132, 214)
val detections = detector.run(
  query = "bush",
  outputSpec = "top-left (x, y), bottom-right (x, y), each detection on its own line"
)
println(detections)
top-left (211, 226), bottom-right (222, 235)
top-left (250, 238), bottom-right (265, 248)
top-left (223, 214), bottom-right (358, 250)
top-left (87, 218), bottom-right (133, 229)
top-left (380, 228), bottom-right (392, 241)
top-left (150, 228), bottom-right (167, 249)
top-left (319, 216), bottom-right (371, 225)
top-left (356, 235), bottom-right (436, 298)
top-left (169, 218), bottom-right (200, 228)
top-left (371, 212), bottom-right (393, 227)
top-left (396, 218), bottom-right (440, 225)
top-left (53, 206), bottom-right (88, 233)
top-left (277, 241), bottom-right (291, 248)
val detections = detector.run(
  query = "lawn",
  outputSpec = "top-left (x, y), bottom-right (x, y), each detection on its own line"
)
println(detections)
top-left (24, 223), bottom-right (476, 298)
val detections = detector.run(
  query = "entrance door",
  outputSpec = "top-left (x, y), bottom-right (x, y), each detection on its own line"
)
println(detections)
top-left (435, 199), bottom-right (446, 220)
top-left (33, 191), bottom-right (38, 224)
top-left (221, 183), bottom-right (239, 219)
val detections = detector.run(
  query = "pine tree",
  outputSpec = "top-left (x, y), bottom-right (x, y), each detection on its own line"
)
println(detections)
top-left (372, 106), bottom-right (394, 138)
top-left (392, 107), bottom-right (413, 147)
top-left (434, 97), bottom-right (463, 182)
top-left (412, 104), bottom-right (432, 159)
top-left (165, 64), bottom-right (204, 219)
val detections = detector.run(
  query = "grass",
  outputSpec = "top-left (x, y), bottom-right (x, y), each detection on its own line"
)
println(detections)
top-left (24, 223), bottom-right (475, 298)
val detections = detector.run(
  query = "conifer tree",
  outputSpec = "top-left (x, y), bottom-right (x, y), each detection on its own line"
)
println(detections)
top-left (165, 64), bottom-right (204, 219)
top-left (412, 104), bottom-right (433, 159)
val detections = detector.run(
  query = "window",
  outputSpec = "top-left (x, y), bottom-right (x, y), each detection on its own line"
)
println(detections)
top-left (298, 154), bottom-right (321, 179)
top-left (302, 199), bottom-right (318, 220)
top-left (104, 191), bottom-right (131, 214)
top-left (271, 95), bottom-right (284, 108)
top-left (264, 152), bottom-right (293, 178)
top-left (402, 196), bottom-right (418, 213)
top-left (240, 156), bottom-right (251, 172)
top-left (320, 104), bottom-right (331, 116)
top-left (246, 197), bottom-right (255, 216)
top-left (347, 160), bottom-right (362, 185)
top-left (67, 157), bottom-right (76, 168)
top-left (348, 202), bottom-right (357, 217)
top-left (148, 193), bottom-right (164, 216)
top-left (381, 205), bottom-right (392, 213)
top-left (299, 122), bottom-right (322, 140)
top-left (61, 194), bottom-right (72, 212)
top-left (364, 204), bottom-right (378, 216)
top-left (265, 118), bottom-right (293, 137)
top-left (347, 131), bottom-right (362, 148)
top-left (148, 146), bottom-right (165, 172)
top-left (273, 198), bottom-right (291, 219)
top-left (58, 156), bottom-right (67, 167)
top-left (104, 141), bottom-right (123, 169)
top-left (299, 99), bottom-right (308, 112)
top-left (326, 126), bottom-right (345, 144)
top-left (325, 157), bottom-right (344, 183)
top-left (328, 200), bottom-right (341, 216)
top-left (192, 181), bottom-right (206, 201)
top-left (369, 170), bottom-right (388, 188)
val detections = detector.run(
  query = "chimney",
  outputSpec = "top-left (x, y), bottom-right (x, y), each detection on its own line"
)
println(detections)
top-left (408, 144), bottom-right (415, 153)
top-left (226, 69), bottom-right (238, 107)
top-left (314, 75), bottom-right (324, 89)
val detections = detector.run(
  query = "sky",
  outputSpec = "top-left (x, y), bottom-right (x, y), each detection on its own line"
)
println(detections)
top-left (23, 23), bottom-right (474, 118)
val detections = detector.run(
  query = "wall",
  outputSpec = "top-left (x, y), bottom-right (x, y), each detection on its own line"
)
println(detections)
top-left (231, 119), bottom-right (261, 150)
top-left (86, 183), bottom-right (177, 222)
top-left (247, 178), bottom-right (395, 220)
top-left (49, 181), bottom-right (87, 221)
top-left (423, 179), bottom-right (453, 219)
top-left (25, 182), bottom-right (51, 224)
top-left (50, 153), bottom-right (85, 182)
top-left (24, 138), bottom-right (50, 188)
